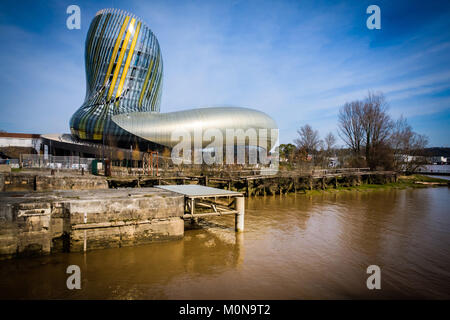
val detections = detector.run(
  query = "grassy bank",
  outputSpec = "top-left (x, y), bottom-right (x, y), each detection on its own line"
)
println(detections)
top-left (302, 174), bottom-right (448, 196)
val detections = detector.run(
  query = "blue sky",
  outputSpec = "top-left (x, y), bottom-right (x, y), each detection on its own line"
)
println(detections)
top-left (0, 0), bottom-right (449, 147)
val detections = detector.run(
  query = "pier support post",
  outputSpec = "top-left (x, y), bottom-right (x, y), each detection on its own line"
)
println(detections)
top-left (235, 196), bottom-right (245, 232)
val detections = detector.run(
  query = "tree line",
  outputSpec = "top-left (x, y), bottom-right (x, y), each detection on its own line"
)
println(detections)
top-left (279, 91), bottom-right (428, 172)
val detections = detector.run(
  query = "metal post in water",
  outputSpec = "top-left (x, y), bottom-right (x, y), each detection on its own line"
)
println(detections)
top-left (235, 196), bottom-right (245, 232)
top-left (83, 212), bottom-right (87, 252)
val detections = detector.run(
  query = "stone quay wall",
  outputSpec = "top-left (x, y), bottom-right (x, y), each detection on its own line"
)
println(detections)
top-left (0, 188), bottom-right (184, 260)
top-left (0, 172), bottom-right (108, 192)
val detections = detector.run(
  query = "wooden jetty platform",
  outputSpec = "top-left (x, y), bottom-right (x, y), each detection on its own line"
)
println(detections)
top-left (156, 185), bottom-right (245, 232)
top-left (105, 169), bottom-right (398, 197)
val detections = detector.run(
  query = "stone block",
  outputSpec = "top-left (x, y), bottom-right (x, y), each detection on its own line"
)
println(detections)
top-left (0, 165), bottom-right (11, 173)
top-left (0, 188), bottom-right (185, 259)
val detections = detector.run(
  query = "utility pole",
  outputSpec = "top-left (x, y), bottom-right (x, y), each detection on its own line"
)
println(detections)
top-left (130, 145), bottom-right (133, 170)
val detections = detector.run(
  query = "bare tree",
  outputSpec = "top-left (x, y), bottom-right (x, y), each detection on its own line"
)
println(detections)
top-left (390, 116), bottom-right (428, 172)
top-left (294, 124), bottom-right (321, 154)
top-left (338, 101), bottom-right (364, 155)
top-left (324, 132), bottom-right (336, 152)
top-left (338, 92), bottom-right (395, 169)
top-left (337, 100), bottom-right (366, 167)
top-left (361, 92), bottom-right (393, 169)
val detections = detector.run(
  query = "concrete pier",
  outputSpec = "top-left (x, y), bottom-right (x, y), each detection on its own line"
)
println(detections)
top-left (235, 196), bottom-right (245, 232)
top-left (0, 188), bottom-right (184, 260)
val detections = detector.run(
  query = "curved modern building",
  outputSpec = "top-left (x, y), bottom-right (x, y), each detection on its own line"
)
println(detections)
top-left (70, 8), bottom-right (163, 143)
top-left (113, 106), bottom-right (277, 149)
top-left (70, 8), bottom-right (277, 152)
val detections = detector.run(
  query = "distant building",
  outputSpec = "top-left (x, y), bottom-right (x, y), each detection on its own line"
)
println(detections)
top-left (328, 157), bottom-right (340, 168)
top-left (430, 156), bottom-right (447, 165)
top-left (396, 154), bottom-right (418, 163)
top-left (0, 132), bottom-right (41, 155)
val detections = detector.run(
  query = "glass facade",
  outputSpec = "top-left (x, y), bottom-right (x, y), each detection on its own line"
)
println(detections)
top-left (70, 8), bottom-right (163, 142)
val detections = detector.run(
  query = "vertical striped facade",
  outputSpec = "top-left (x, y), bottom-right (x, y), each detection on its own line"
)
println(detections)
top-left (70, 8), bottom-right (163, 142)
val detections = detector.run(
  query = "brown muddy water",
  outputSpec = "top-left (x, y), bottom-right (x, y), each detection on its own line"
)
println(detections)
top-left (0, 187), bottom-right (449, 299)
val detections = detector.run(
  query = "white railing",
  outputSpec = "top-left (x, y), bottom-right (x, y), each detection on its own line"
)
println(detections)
top-left (20, 154), bottom-right (95, 170)
top-left (0, 158), bottom-right (20, 168)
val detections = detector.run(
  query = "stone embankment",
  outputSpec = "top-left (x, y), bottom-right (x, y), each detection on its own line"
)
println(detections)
top-left (0, 168), bottom-right (401, 260)
top-left (0, 171), bottom-right (108, 192)
top-left (0, 188), bottom-right (184, 260)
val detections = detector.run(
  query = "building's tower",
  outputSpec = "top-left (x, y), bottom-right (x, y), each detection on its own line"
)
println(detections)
top-left (70, 8), bottom-right (163, 144)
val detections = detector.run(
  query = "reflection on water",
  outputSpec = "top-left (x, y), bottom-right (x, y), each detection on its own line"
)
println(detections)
top-left (0, 187), bottom-right (449, 299)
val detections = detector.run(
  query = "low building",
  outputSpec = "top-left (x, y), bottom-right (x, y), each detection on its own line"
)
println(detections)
top-left (328, 157), bottom-right (340, 168)
top-left (0, 132), bottom-right (41, 159)
top-left (0, 132), bottom-right (41, 149)
top-left (430, 156), bottom-right (447, 165)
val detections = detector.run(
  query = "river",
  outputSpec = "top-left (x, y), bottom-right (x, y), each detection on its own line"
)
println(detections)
top-left (0, 187), bottom-right (449, 299)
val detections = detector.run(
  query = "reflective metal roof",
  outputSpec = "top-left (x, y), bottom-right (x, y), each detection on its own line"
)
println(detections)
top-left (112, 106), bottom-right (278, 149)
